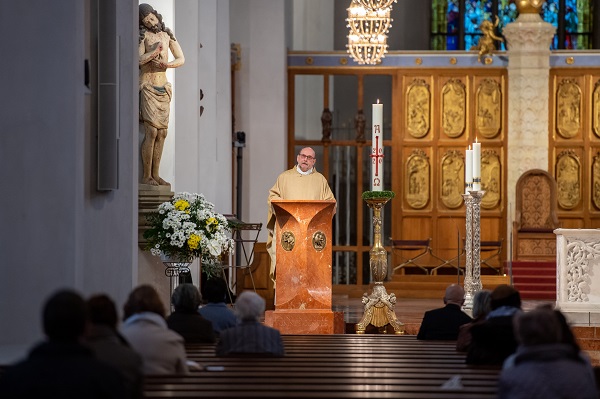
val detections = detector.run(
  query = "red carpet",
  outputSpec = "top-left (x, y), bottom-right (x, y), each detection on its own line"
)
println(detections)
top-left (509, 261), bottom-right (556, 300)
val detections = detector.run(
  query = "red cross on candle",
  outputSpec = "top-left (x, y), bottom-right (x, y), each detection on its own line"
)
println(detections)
top-left (370, 135), bottom-right (384, 177)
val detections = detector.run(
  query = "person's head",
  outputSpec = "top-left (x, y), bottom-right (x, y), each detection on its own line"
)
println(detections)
top-left (514, 307), bottom-right (562, 346)
top-left (43, 289), bottom-right (88, 343)
top-left (443, 284), bottom-right (465, 306)
top-left (123, 284), bottom-right (166, 320)
top-left (553, 308), bottom-right (581, 351)
top-left (490, 284), bottom-right (521, 310)
top-left (138, 4), bottom-right (175, 42)
top-left (297, 147), bottom-right (316, 173)
top-left (234, 291), bottom-right (265, 322)
top-left (472, 289), bottom-right (492, 319)
top-left (204, 278), bottom-right (228, 303)
top-left (87, 294), bottom-right (119, 329)
top-left (171, 283), bottom-right (202, 312)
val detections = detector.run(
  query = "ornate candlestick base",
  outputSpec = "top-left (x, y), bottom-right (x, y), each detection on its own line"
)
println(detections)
top-left (356, 284), bottom-right (404, 334)
top-left (355, 194), bottom-right (404, 334)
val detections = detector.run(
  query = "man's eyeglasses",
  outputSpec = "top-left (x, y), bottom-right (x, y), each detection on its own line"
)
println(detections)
top-left (298, 153), bottom-right (315, 161)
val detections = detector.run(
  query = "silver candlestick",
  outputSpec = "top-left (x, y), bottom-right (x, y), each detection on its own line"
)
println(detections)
top-left (462, 193), bottom-right (474, 310)
top-left (463, 190), bottom-right (485, 310)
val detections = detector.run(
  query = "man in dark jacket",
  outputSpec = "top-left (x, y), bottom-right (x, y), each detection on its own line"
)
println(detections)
top-left (0, 289), bottom-right (125, 398)
top-left (466, 284), bottom-right (522, 365)
top-left (166, 283), bottom-right (216, 343)
top-left (417, 284), bottom-right (472, 340)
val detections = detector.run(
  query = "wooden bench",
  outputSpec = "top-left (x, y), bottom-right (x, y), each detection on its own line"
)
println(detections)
top-left (144, 335), bottom-right (501, 398)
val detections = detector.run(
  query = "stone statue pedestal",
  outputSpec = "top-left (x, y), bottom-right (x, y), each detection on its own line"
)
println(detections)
top-left (264, 200), bottom-right (343, 334)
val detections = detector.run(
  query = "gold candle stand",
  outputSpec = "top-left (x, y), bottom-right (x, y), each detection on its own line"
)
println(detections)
top-left (355, 195), bottom-right (404, 334)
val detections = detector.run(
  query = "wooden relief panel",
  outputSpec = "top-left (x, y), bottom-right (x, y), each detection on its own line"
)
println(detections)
top-left (481, 149), bottom-right (501, 209)
top-left (440, 150), bottom-right (464, 209)
top-left (594, 80), bottom-right (600, 138)
top-left (556, 79), bottom-right (581, 139)
top-left (442, 79), bottom-right (466, 138)
top-left (476, 79), bottom-right (501, 139)
top-left (556, 150), bottom-right (581, 209)
top-left (405, 149), bottom-right (430, 209)
top-left (593, 152), bottom-right (600, 209)
top-left (519, 173), bottom-right (554, 230)
top-left (406, 79), bottom-right (430, 138)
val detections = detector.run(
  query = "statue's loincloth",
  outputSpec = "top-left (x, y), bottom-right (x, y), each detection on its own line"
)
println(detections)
top-left (139, 82), bottom-right (172, 129)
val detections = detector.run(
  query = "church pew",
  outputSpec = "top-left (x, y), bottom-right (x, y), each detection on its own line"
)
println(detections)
top-left (144, 335), bottom-right (501, 398)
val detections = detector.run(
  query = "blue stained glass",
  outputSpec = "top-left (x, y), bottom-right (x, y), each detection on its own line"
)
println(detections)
top-left (447, 0), bottom-right (460, 49)
top-left (431, 0), bottom-right (591, 50)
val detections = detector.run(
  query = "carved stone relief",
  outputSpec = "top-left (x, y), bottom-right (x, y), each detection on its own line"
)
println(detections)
top-left (405, 149), bottom-right (430, 209)
top-left (406, 79), bottom-right (430, 138)
top-left (556, 79), bottom-right (581, 139)
top-left (476, 79), bottom-right (502, 139)
top-left (442, 79), bottom-right (466, 138)
top-left (594, 80), bottom-right (600, 138)
top-left (481, 150), bottom-right (501, 209)
top-left (564, 237), bottom-right (600, 302)
top-left (556, 150), bottom-right (581, 209)
top-left (594, 153), bottom-right (600, 209)
top-left (440, 150), bottom-right (464, 209)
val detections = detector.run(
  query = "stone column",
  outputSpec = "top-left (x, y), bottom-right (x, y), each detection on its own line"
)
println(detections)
top-left (503, 8), bottom-right (555, 241)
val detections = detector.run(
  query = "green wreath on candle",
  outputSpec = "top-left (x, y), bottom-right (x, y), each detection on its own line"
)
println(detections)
top-left (362, 190), bottom-right (395, 200)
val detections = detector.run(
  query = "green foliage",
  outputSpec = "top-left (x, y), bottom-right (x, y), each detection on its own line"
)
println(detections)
top-left (362, 190), bottom-right (396, 200)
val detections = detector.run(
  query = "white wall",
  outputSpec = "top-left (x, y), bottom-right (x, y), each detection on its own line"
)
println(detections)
top-left (230, 0), bottom-right (289, 242)
top-left (0, 0), bottom-right (138, 360)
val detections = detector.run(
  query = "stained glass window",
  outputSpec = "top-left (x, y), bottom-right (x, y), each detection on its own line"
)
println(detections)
top-left (431, 0), bottom-right (593, 50)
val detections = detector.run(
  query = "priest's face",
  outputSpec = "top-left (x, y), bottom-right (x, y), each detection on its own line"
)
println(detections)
top-left (297, 148), bottom-right (316, 172)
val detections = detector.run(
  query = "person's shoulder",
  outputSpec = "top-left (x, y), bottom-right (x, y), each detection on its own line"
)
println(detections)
top-left (280, 168), bottom-right (298, 176)
top-left (424, 306), bottom-right (446, 316)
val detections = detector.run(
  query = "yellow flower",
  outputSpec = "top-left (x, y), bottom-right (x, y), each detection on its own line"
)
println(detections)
top-left (174, 199), bottom-right (190, 211)
top-left (206, 217), bottom-right (218, 230)
top-left (187, 234), bottom-right (201, 250)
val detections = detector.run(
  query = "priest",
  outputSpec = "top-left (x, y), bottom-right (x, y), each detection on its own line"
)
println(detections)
top-left (267, 147), bottom-right (336, 285)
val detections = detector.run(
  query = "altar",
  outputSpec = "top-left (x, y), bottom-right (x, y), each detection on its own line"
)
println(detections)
top-left (555, 228), bottom-right (600, 324)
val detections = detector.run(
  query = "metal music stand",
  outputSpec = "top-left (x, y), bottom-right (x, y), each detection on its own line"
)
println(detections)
top-left (223, 215), bottom-right (262, 302)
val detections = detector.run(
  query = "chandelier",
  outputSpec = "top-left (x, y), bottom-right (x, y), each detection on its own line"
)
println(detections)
top-left (355, 0), bottom-right (397, 11)
top-left (346, 0), bottom-right (393, 65)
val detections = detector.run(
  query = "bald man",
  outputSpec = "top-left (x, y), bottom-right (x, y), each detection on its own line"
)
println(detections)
top-left (417, 284), bottom-right (472, 340)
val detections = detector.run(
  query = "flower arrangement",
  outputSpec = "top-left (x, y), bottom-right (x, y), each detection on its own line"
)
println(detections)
top-left (143, 192), bottom-right (235, 278)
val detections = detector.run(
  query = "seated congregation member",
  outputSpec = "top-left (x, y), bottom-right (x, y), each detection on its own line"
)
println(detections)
top-left (466, 284), bottom-right (521, 365)
top-left (86, 294), bottom-right (143, 399)
top-left (417, 284), bottom-right (472, 340)
top-left (216, 291), bottom-right (285, 357)
top-left (498, 307), bottom-right (598, 399)
top-left (198, 278), bottom-right (237, 335)
top-left (166, 283), bottom-right (216, 344)
top-left (456, 289), bottom-right (492, 352)
top-left (0, 290), bottom-right (125, 398)
top-left (121, 284), bottom-right (188, 374)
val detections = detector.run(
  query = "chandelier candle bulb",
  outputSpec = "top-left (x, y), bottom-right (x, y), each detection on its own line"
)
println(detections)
top-left (465, 146), bottom-right (473, 194)
top-left (472, 139), bottom-right (481, 191)
top-left (371, 101), bottom-right (384, 191)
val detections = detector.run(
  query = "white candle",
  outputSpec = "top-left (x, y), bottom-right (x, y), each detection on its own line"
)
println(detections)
top-left (371, 101), bottom-right (384, 191)
top-left (465, 146), bottom-right (473, 194)
top-left (472, 139), bottom-right (481, 191)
